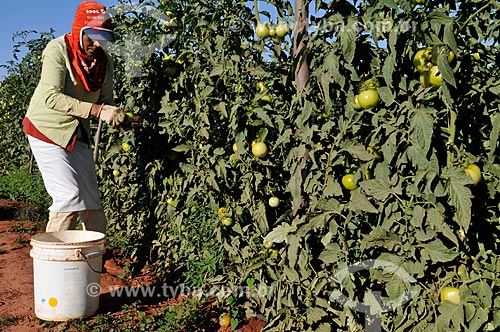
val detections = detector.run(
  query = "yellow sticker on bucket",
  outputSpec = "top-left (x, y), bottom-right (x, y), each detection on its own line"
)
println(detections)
top-left (48, 297), bottom-right (58, 307)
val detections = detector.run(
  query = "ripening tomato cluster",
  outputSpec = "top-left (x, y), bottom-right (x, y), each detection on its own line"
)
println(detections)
top-left (413, 45), bottom-right (455, 88)
top-left (254, 1), bottom-right (289, 44)
top-left (218, 207), bottom-right (233, 227)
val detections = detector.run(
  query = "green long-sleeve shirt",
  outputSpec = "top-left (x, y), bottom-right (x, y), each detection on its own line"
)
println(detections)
top-left (25, 35), bottom-right (115, 147)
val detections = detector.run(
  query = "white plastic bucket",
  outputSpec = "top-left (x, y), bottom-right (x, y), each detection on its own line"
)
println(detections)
top-left (30, 230), bottom-right (106, 321)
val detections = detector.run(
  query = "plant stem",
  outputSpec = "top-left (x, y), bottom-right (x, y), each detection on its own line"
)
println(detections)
top-left (447, 109), bottom-right (457, 167)
top-left (254, 0), bottom-right (260, 23)
top-left (459, 2), bottom-right (492, 31)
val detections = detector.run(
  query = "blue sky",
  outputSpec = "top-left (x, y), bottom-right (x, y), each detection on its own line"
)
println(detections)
top-left (0, 0), bottom-right (117, 78)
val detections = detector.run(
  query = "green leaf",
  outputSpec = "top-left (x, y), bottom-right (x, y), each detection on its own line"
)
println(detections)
top-left (468, 306), bottom-right (489, 332)
top-left (428, 9), bottom-right (453, 24)
top-left (315, 198), bottom-right (342, 212)
top-left (250, 200), bottom-right (268, 234)
top-left (339, 17), bottom-right (357, 63)
top-left (410, 205), bottom-right (425, 228)
top-left (428, 207), bottom-right (458, 246)
top-left (255, 109), bottom-right (274, 127)
top-left (348, 191), bottom-right (378, 213)
top-left (488, 113), bottom-right (500, 162)
top-left (360, 179), bottom-right (392, 201)
top-left (410, 107), bottom-right (434, 154)
top-left (200, 85), bottom-right (214, 98)
top-left (420, 239), bottom-right (458, 263)
top-left (362, 229), bottom-right (402, 251)
top-left (306, 307), bottom-right (327, 324)
top-left (470, 280), bottom-right (493, 308)
top-left (284, 266), bottom-right (300, 282)
top-left (288, 173), bottom-right (303, 213)
top-left (172, 144), bottom-right (195, 152)
top-left (377, 86), bottom-right (395, 106)
top-left (381, 0), bottom-right (398, 9)
top-left (437, 302), bottom-right (464, 331)
top-left (447, 178), bottom-right (472, 232)
top-left (406, 146), bottom-right (430, 171)
top-left (323, 177), bottom-right (343, 197)
top-left (438, 53), bottom-right (456, 88)
top-left (382, 54), bottom-right (396, 88)
top-left (288, 235), bottom-right (300, 268)
top-left (316, 323), bottom-right (332, 332)
top-left (489, 83), bottom-right (500, 95)
top-left (214, 102), bottom-right (227, 118)
top-left (264, 223), bottom-right (297, 244)
top-left (345, 143), bottom-right (373, 161)
top-left (443, 23), bottom-right (458, 52)
top-left (210, 63), bottom-right (224, 76)
top-left (319, 243), bottom-right (343, 264)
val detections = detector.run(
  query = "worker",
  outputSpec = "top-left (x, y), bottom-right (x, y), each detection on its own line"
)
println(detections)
top-left (22, 1), bottom-right (124, 234)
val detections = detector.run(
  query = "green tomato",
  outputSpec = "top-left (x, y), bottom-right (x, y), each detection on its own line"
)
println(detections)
top-left (275, 24), bottom-right (288, 38)
top-left (428, 66), bottom-right (442, 87)
top-left (358, 89), bottom-right (380, 109)
top-left (413, 47), bottom-right (432, 72)
top-left (121, 142), bottom-right (130, 152)
top-left (440, 286), bottom-right (460, 305)
top-left (342, 173), bottom-right (357, 191)
top-left (268, 197), bottom-right (280, 207)
top-left (255, 23), bottom-right (269, 38)
top-left (221, 217), bottom-right (233, 227)
top-left (229, 153), bottom-right (241, 164)
top-left (260, 94), bottom-right (272, 103)
top-left (465, 164), bottom-right (481, 186)
top-left (367, 146), bottom-right (382, 160)
top-left (350, 95), bottom-right (363, 110)
top-left (252, 141), bottom-right (268, 158)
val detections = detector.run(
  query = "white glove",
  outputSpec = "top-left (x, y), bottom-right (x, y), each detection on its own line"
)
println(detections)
top-left (99, 105), bottom-right (125, 128)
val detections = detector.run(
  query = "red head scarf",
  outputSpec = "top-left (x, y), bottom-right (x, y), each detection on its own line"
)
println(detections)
top-left (65, 1), bottom-right (114, 92)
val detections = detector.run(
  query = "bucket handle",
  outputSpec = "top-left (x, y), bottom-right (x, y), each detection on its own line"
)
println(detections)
top-left (75, 249), bottom-right (105, 274)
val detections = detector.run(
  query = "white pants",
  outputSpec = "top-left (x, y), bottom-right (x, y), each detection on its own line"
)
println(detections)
top-left (27, 135), bottom-right (106, 233)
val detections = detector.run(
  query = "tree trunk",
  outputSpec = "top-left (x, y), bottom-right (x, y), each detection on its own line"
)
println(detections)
top-left (293, 0), bottom-right (309, 92)
top-left (292, 0), bottom-right (310, 214)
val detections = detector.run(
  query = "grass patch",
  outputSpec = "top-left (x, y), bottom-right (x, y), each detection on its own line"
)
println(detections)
top-left (0, 165), bottom-right (50, 223)
top-left (0, 315), bottom-right (20, 328)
